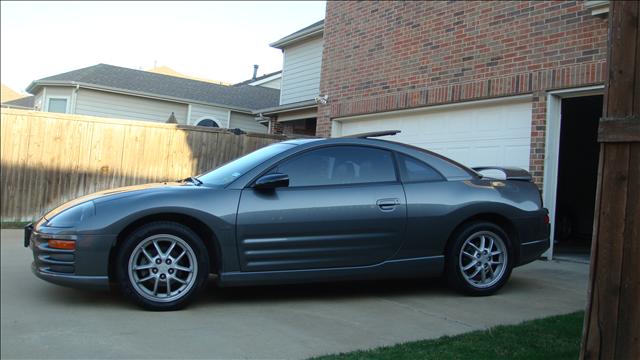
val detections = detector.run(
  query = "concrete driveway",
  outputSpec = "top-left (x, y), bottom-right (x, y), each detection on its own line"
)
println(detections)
top-left (1, 229), bottom-right (588, 359)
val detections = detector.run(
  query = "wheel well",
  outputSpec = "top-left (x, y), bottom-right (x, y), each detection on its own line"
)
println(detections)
top-left (108, 213), bottom-right (220, 283)
top-left (446, 213), bottom-right (520, 262)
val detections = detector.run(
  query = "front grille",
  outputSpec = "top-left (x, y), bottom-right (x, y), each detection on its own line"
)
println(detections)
top-left (31, 234), bottom-right (75, 274)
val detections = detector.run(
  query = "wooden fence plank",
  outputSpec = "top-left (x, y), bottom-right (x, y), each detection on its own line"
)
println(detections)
top-left (615, 142), bottom-right (640, 358)
top-left (0, 108), bottom-right (287, 221)
top-left (582, 2), bottom-right (640, 358)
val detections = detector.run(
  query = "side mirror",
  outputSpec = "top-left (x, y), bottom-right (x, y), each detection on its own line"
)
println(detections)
top-left (254, 173), bottom-right (289, 190)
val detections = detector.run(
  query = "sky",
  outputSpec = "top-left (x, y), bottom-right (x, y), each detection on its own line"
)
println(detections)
top-left (0, 1), bottom-right (326, 94)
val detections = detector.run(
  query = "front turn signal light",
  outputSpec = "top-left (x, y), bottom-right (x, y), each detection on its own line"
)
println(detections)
top-left (48, 239), bottom-right (76, 250)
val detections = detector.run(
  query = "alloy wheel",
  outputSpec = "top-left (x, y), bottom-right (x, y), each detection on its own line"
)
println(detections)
top-left (127, 234), bottom-right (198, 302)
top-left (458, 230), bottom-right (508, 289)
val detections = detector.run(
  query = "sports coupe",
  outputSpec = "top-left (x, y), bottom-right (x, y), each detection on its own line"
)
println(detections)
top-left (26, 130), bottom-right (550, 310)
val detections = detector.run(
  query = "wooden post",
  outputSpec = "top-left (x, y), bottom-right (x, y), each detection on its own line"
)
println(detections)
top-left (580, 1), bottom-right (640, 359)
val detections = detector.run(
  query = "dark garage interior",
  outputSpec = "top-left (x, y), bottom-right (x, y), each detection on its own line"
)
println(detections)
top-left (553, 95), bottom-right (603, 256)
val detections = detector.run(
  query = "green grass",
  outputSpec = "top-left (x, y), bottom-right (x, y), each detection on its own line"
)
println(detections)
top-left (312, 311), bottom-right (584, 360)
top-left (0, 221), bottom-right (30, 229)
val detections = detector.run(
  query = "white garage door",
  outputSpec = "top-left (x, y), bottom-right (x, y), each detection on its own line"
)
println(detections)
top-left (332, 97), bottom-right (533, 170)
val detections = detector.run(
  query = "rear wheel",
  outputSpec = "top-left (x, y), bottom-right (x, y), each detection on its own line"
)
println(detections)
top-left (446, 221), bottom-right (513, 296)
top-left (116, 222), bottom-right (209, 310)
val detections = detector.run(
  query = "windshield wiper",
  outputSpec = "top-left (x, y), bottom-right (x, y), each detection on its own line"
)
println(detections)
top-left (181, 176), bottom-right (203, 186)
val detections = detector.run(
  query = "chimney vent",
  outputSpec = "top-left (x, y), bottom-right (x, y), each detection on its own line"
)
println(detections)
top-left (252, 65), bottom-right (259, 80)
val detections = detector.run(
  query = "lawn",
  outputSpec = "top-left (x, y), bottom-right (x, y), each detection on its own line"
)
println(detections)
top-left (312, 311), bottom-right (584, 360)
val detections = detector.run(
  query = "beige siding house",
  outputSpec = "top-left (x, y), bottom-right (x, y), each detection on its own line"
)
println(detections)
top-left (189, 103), bottom-right (230, 127)
top-left (25, 64), bottom-right (281, 133)
top-left (254, 20), bottom-right (324, 136)
top-left (75, 89), bottom-right (189, 123)
top-left (279, 36), bottom-right (323, 105)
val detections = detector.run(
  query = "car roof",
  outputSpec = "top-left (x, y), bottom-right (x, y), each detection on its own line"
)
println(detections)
top-left (282, 137), bottom-right (476, 180)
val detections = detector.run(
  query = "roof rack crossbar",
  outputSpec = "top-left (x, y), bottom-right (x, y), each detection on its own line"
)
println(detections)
top-left (341, 130), bottom-right (401, 138)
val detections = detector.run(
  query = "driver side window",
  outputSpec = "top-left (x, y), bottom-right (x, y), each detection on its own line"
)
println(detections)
top-left (276, 146), bottom-right (397, 187)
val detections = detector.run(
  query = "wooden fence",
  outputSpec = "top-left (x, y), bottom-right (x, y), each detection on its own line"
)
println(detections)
top-left (0, 108), bottom-right (286, 221)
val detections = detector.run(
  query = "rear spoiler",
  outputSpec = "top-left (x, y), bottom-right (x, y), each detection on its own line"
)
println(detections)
top-left (472, 166), bottom-right (532, 181)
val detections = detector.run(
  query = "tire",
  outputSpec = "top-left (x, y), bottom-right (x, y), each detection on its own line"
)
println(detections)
top-left (446, 221), bottom-right (513, 296)
top-left (116, 221), bottom-right (209, 311)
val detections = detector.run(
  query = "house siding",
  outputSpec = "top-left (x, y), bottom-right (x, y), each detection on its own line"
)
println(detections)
top-left (229, 111), bottom-right (267, 133)
top-left (317, 0), bottom-right (609, 186)
top-left (280, 36), bottom-right (324, 105)
top-left (189, 104), bottom-right (230, 127)
top-left (42, 86), bottom-right (73, 112)
top-left (75, 88), bottom-right (189, 124)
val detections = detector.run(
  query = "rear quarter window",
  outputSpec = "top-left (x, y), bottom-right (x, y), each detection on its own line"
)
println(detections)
top-left (397, 153), bottom-right (444, 183)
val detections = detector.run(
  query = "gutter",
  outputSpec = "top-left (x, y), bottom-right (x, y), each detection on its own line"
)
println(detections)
top-left (269, 22), bottom-right (324, 49)
top-left (253, 100), bottom-right (317, 116)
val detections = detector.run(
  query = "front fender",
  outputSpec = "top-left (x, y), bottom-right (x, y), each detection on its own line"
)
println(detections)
top-left (68, 188), bottom-right (242, 275)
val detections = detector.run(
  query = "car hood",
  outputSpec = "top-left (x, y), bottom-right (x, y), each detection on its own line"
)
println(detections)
top-left (44, 182), bottom-right (194, 220)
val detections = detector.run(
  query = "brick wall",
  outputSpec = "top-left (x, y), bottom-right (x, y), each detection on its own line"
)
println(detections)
top-left (317, 1), bottom-right (608, 185)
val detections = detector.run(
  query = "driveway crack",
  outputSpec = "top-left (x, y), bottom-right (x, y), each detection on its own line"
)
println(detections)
top-left (376, 297), bottom-right (479, 330)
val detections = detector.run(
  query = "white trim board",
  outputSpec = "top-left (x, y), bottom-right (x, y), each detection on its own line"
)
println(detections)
top-left (542, 85), bottom-right (604, 259)
top-left (334, 94), bottom-right (533, 124)
top-left (250, 73), bottom-right (282, 86)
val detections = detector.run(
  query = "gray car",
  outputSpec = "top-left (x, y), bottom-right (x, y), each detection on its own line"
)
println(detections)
top-left (25, 131), bottom-right (550, 310)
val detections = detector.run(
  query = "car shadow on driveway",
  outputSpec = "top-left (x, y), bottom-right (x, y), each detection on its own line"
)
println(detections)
top-left (34, 271), bottom-right (541, 311)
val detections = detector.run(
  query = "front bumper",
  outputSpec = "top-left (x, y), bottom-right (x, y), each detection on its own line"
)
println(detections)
top-left (31, 263), bottom-right (109, 290)
top-left (27, 224), bottom-right (114, 290)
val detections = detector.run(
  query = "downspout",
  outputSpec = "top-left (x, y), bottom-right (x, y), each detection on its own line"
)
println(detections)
top-left (71, 82), bottom-right (80, 114)
top-left (262, 113), bottom-right (272, 133)
top-left (41, 87), bottom-right (47, 111)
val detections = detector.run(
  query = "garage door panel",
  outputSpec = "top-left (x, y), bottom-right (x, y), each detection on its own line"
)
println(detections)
top-left (474, 145), bottom-right (502, 166)
top-left (335, 99), bottom-right (532, 170)
top-left (505, 145), bottom-right (531, 169)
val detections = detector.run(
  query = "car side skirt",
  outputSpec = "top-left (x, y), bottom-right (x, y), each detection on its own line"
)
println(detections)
top-left (217, 255), bottom-right (445, 287)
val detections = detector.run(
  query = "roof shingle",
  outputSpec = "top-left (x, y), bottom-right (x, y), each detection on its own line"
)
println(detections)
top-left (27, 64), bottom-right (280, 111)
top-left (1, 96), bottom-right (35, 109)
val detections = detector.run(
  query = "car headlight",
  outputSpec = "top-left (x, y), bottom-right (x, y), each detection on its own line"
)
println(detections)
top-left (47, 201), bottom-right (96, 228)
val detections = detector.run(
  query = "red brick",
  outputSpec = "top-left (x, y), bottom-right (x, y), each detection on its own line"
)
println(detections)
top-left (317, 1), bottom-right (608, 188)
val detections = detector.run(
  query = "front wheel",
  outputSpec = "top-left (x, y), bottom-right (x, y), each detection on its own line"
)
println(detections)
top-left (116, 222), bottom-right (209, 310)
top-left (446, 221), bottom-right (513, 296)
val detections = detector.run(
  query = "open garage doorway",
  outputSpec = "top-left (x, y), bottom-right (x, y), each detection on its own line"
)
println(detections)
top-left (552, 95), bottom-right (603, 260)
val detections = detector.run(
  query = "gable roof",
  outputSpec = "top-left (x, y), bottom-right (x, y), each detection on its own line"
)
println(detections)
top-left (270, 20), bottom-right (324, 49)
top-left (147, 66), bottom-right (231, 85)
top-left (1, 83), bottom-right (26, 103)
top-left (1, 95), bottom-right (35, 109)
top-left (26, 64), bottom-right (280, 112)
top-left (234, 70), bottom-right (282, 87)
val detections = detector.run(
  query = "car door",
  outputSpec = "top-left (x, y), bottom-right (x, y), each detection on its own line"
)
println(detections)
top-left (236, 145), bottom-right (407, 272)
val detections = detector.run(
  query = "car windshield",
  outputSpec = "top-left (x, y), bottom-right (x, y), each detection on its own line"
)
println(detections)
top-left (196, 142), bottom-right (295, 186)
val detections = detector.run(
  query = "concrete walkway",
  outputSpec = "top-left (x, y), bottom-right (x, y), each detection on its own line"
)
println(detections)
top-left (1, 229), bottom-right (588, 359)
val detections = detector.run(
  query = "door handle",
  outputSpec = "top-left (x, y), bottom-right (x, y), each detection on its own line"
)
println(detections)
top-left (376, 198), bottom-right (400, 211)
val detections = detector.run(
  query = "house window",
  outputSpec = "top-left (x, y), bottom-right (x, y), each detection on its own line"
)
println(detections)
top-left (47, 98), bottom-right (68, 113)
top-left (196, 118), bottom-right (219, 127)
